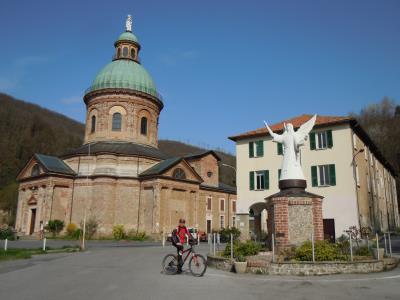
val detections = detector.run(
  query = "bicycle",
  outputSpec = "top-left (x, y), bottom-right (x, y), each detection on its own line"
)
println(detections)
top-left (162, 242), bottom-right (207, 276)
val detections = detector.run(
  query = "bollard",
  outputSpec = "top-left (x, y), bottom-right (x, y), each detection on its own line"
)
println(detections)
top-left (213, 233), bottom-right (216, 256)
top-left (197, 234), bottom-right (200, 245)
top-left (376, 233), bottom-right (380, 260)
top-left (384, 233), bottom-right (388, 256)
top-left (162, 232), bottom-right (165, 248)
top-left (271, 233), bottom-right (275, 263)
top-left (367, 237), bottom-right (370, 250)
top-left (186, 234), bottom-right (189, 247)
top-left (42, 238), bottom-right (47, 251)
top-left (230, 233), bottom-right (233, 260)
top-left (311, 233), bottom-right (315, 263)
top-left (349, 233), bottom-right (353, 262)
top-left (4, 238), bottom-right (8, 251)
top-left (209, 234), bottom-right (212, 254)
top-left (388, 232), bottom-right (392, 258)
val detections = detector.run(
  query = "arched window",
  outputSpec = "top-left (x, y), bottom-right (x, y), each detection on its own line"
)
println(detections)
top-left (117, 48), bottom-right (121, 58)
top-left (112, 113), bottom-right (122, 131)
top-left (91, 115), bottom-right (96, 133)
top-left (173, 168), bottom-right (186, 180)
top-left (140, 117), bottom-right (147, 135)
top-left (123, 47), bottom-right (128, 57)
top-left (130, 48), bottom-right (135, 59)
top-left (31, 164), bottom-right (40, 177)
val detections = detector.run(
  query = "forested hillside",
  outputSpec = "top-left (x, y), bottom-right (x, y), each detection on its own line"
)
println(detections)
top-left (0, 93), bottom-right (236, 225)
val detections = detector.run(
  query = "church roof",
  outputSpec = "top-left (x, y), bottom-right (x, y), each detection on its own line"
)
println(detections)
top-left (139, 157), bottom-right (182, 176)
top-left (184, 150), bottom-right (221, 161)
top-left (63, 142), bottom-right (169, 160)
top-left (34, 154), bottom-right (75, 175)
top-left (229, 114), bottom-right (352, 141)
top-left (116, 31), bottom-right (139, 44)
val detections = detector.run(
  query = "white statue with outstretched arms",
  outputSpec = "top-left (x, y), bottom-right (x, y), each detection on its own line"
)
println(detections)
top-left (264, 114), bottom-right (317, 181)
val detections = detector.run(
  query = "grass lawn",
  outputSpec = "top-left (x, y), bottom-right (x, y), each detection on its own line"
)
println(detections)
top-left (0, 246), bottom-right (80, 262)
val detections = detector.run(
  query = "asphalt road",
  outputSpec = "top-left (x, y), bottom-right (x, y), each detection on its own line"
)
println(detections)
top-left (1, 242), bottom-right (400, 300)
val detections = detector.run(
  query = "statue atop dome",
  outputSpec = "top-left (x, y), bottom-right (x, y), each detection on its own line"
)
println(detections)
top-left (126, 15), bottom-right (132, 32)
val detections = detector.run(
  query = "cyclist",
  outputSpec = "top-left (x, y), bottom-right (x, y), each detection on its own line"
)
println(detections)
top-left (171, 218), bottom-right (194, 274)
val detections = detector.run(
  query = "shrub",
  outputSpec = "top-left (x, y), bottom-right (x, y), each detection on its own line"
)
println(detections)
top-left (66, 223), bottom-right (77, 237)
top-left (224, 240), bottom-right (262, 258)
top-left (295, 240), bottom-right (346, 261)
top-left (0, 226), bottom-right (15, 240)
top-left (112, 225), bottom-right (126, 240)
top-left (46, 220), bottom-right (65, 237)
top-left (71, 228), bottom-right (82, 240)
top-left (80, 217), bottom-right (98, 239)
top-left (218, 227), bottom-right (241, 243)
top-left (127, 230), bottom-right (148, 241)
top-left (355, 246), bottom-right (371, 256)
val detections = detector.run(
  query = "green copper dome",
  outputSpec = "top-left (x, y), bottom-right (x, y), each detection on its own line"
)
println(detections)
top-left (85, 60), bottom-right (159, 98)
top-left (116, 31), bottom-right (139, 44)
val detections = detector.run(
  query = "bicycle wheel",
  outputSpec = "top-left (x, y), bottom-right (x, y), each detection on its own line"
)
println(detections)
top-left (162, 254), bottom-right (178, 275)
top-left (189, 254), bottom-right (207, 277)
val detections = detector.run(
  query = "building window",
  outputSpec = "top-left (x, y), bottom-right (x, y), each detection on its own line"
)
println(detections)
top-left (310, 130), bottom-right (333, 150)
top-left (112, 113), bottom-right (122, 131)
top-left (220, 199), bottom-right (225, 211)
top-left (91, 115), bottom-right (96, 133)
top-left (278, 169), bottom-right (282, 180)
top-left (172, 168), bottom-right (186, 180)
top-left (220, 215), bottom-right (225, 229)
top-left (31, 164), bottom-right (40, 177)
top-left (249, 140), bottom-right (264, 158)
top-left (207, 171), bottom-right (213, 178)
top-left (232, 201), bottom-right (236, 212)
top-left (117, 48), bottom-right (121, 58)
top-left (130, 48), bottom-right (135, 59)
top-left (123, 47), bottom-right (128, 57)
top-left (232, 216), bottom-right (236, 228)
top-left (140, 117), bottom-right (147, 135)
top-left (311, 164), bottom-right (336, 187)
top-left (207, 197), bottom-right (212, 210)
top-left (277, 143), bottom-right (283, 155)
top-left (249, 170), bottom-right (269, 190)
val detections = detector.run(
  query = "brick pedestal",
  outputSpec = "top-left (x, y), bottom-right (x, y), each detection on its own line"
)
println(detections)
top-left (266, 192), bottom-right (324, 252)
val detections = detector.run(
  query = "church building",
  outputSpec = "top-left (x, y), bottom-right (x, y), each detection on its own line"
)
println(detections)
top-left (15, 16), bottom-right (236, 238)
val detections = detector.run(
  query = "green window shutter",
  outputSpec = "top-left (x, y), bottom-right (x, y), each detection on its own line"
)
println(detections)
top-left (311, 166), bottom-right (318, 187)
top-left (256, 141), bottom-right (264, 157)
top-left (278, 169), bottom-right (282, 180)
top-left (327, 130), bottom-right (333, 148)
top-left (263, 170), bottom-right (269, 190)
top-left (329, 164), bottom-right (336, 186)
top-left (277, 143), bottom-right (283, 155)
top-left (249, 171), bottom-right (255, 190)
top-left (310, 132), bottom-right (316, 150)
top-left (249, 142), bottom-right (254, 158)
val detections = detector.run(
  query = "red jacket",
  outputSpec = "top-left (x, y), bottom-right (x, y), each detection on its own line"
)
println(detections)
top-left (173, 226), bottom-right (191, 244)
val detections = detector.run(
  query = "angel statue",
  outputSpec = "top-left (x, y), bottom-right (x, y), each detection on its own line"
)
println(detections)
top-left (264, 115), bottom-right (317, 181)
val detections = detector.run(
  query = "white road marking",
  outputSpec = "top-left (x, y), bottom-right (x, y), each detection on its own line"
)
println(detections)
top-left (206, 270), bottom-right (400, 282)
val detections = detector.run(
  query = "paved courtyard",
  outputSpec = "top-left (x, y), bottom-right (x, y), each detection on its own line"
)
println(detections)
top-left (1, 241), bottom-right (400, 300)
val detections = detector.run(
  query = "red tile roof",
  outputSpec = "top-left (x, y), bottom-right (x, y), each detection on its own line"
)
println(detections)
top-left (228, 114), bottom-right (353, 141)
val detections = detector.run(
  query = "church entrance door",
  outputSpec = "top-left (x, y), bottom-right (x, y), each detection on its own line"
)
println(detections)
top-left (29, 209), bottom-right (36, 235)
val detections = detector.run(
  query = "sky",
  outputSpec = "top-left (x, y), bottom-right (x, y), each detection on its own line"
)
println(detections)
top-left (0, 0), bottom-right (399, 154)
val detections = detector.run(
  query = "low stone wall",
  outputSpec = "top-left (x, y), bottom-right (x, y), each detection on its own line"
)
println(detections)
top-left (207, 255), bottom-right (233, 272)
top-left (247, 258), bottom-right (399, 276)
top-left (208, 253), bottom-right (399, 276)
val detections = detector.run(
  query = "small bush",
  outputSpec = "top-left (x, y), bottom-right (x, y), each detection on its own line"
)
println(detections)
top-left (127, 230), bottom-right (148, 241)
top-left (218, 227), bottom-right (241, 243)
top-left (295, 240), bottom-right (346, 261)
top-left (112, 225), bottom-right (126, 240)
top-left (66, 223), bottom-right (77, 237)
top-left (46, 220), bottom-right (65, 237)
top-left (224, 240), bottom-right (262, 258)
top-left (355, 246), bottom-right (371, 256)
top-left (80, 217), bottom-right (98, 239)
top-left (0, 226), bottom-right (15, 240)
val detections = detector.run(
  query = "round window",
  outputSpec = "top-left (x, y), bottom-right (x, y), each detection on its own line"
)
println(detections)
top-left (207, 171), bottom-right (213, 178)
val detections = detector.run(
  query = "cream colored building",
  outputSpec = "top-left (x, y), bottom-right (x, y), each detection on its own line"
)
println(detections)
top-left (229, 115), bottom-right (399, 240)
